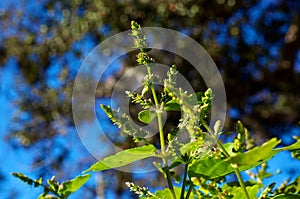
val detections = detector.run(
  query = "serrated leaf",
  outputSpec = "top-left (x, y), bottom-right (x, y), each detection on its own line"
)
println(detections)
top-left (164, 100), bottom-right (181, 111)
top-left (226, 138), bottom-right (281, 166)
top-left (138, 110), bottom-right (157, 124)
top-left (58, 174), bottom-right (90, 196)
top-left (189, 157), bottom-right (234, 179)
top-left (222, 183), bottom-right (262, 199)
top-left (84, 145), bottom-right (158, 172)
top-left (275, 139), bottom-right (300, 151)
top-left (271, 194), bottom-right (300, 199)
top-left (189, 138), bottom-right (282, 179)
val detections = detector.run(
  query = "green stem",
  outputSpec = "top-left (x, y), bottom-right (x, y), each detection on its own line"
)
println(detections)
top-left (233, 166), bottom-right (250, 199)
top-left (166, 168), bottom-right (176, 199)
top-left (146, 64), bottom-right (176, 199)
top-left (180, 163), bottom-right (188, 199)
top-left (216, 139), bottom-right (230, 158)
top-left (185, 182), bottom-right (194, 199)
top-left (151, 86), bottom-right (166, 153)
top-left (216, 140), bottom-right (251, 199)
top-left (200, 119), bottom-right (250, 199)
top-left (146, 63), bottom-right (165, 155)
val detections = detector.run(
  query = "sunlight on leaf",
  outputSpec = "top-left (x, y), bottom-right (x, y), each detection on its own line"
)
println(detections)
top-left (138, 110), bottom-right (157, 124)
top-left (222, 183), bottom-right (262, 199)
top-left (58, 174), bottom-right (91, 197)
top-left (164, 100), bottom-right (181, 111)
top-left (84, 145), bottom-right (158, 172)
top-left (226, 138), bottom-right (281, 166)
top-left (189, 138), bottom-right (282, 179)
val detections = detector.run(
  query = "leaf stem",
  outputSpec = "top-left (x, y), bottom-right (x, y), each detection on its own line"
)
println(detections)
top-left (166, 168), bottom-right (176, 199)
top-left (180, 163), bottom-right (188, 199)
top-left (150, 85), bottom-right (166, 153)
top-left (233, 166), bottom-right (250, 199)
top-left (200, 119), bottom-right (250, 199)
top-left (146, 65), bottom-right (165, 153)
top-left (185, 182), bottom-right (194, 199)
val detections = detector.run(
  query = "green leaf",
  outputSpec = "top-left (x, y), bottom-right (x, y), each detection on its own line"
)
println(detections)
top-left (180, 140), bottom-right (204, 156)
top-left (226, 138), bottom-right (281, 166)
top-left (223, 142), bottom-right (236, 156)
top-left (164, 100), bottom-right (181, 111)
top-left (271, 194), bottom-right (300, 199)
top-left (275, 138), bottom-right (300, 151)
top-left (150, 187), bottom-right (193, 199)
top-left (138, 110), bottom-right (157, 124)
top-left (222, 183), bottom-right (262, 199)
top-left (38, 194), bottom-right (58, 199)
top-left (189, 138), bottom-right (282, 179)
top-left (153, 188), bottom-right (173, 199)
top-left (58, 174), bottom-right (91, 197)
top-left (189, 157), bottom-right (234, 179)
top-left (84, 145), bottom-right (158, 172)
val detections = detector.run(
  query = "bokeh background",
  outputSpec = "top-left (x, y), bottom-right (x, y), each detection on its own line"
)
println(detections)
top-left (1, 0), bottom-right (300, 198)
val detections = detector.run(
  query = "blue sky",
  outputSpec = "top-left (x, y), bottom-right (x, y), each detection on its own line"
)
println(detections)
top-left (0, 59), bottom-right (40, 198)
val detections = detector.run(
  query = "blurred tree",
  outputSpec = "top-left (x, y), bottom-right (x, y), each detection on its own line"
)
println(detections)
top-left (1, 0), bottom-right (300, 198)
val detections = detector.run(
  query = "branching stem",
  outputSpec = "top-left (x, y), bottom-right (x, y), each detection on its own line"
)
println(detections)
top-left (185, 182), bottom-right (194, 199)
top-left (200, 119), bottom-right (250, 199)
top-left (146, 63), bottom-right (176, 199)
top-left (180, 163), bottom-right (188, 199)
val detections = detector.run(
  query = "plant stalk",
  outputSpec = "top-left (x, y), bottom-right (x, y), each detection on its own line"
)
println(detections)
top-left (185, 182), bottom-right (194, 199)
top-left (146, 64), bottom-right (176, 199)
top-left (200, 119), bottom-right (250, 199)
top-left (166, 168), bottom-right (176, 199)
top-left (233, 166), bottom-right (250, 199)
top-left (216, 140), bottom-right (250, 199)
top-left (146, 64), bottom-right (166, 155)
top-left (180, 163), bottom-right (188, 199)
top-left (151, 86), bottom-right (165, 153)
